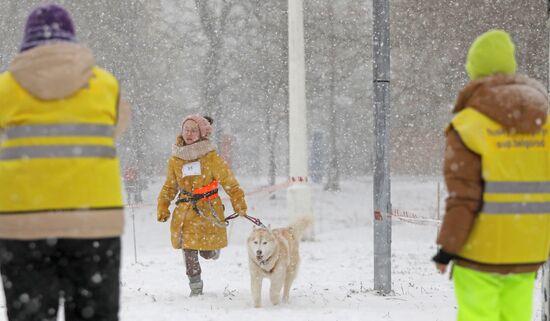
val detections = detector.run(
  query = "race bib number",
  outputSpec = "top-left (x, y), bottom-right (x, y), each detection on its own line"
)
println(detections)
top-left (182, 161), bottom-right (201, 177)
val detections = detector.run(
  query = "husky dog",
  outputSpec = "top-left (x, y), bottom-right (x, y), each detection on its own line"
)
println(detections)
top-left (246, 217), bottom-right (312, 308)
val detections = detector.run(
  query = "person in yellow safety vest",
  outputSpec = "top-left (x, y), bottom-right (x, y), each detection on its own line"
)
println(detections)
top-left (433, 29), bottom-right (550, 321)
top-left (157, 114), bottom-right (247, 297)
top-left (0, 4), bottom-right (131, 321)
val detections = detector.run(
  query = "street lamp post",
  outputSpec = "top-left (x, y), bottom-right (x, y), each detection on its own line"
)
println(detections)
top-left (288, 0), bottom-right (313, 240)
top-left (373, 0), bottom-right (392, 295)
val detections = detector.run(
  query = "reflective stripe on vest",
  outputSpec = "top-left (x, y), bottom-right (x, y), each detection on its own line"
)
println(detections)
top-left (4, 124), bottom-right (114, 139)
top-left (482, 202), bottom-right (550, 214)
top-left (485, 181), bottom-right (550, 194)
top-left (451, 107), bottom-right (550, 265)
top-left (0, 145), bottom-right (116, 160)
top-left (1, 124), bottom-right (116, 159)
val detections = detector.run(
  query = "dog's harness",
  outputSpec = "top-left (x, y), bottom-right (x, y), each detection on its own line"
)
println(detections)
top-left (251, 227), bottom-right (281, 274)
top-left (230, 213), bottom-right (278, 273)
top-left (257, 251), bottom-right (280, 274)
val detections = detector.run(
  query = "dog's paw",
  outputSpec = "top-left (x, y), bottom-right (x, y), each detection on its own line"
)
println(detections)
top-left (253, 302), bottom-right (261, 308)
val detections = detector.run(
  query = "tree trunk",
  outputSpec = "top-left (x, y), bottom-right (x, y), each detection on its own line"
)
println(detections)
top-left (324, 3), bottom-right (340, 192)
top-left (195, 0), bottom-right (232, 141)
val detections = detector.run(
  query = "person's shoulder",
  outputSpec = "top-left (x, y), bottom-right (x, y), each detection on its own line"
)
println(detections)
top-left (168, 155), bottom-right (182, 163)
top-left (0, 70), bottom-right (14, 84)
top-left (90, 67), bottom-right (119, 97)
top-left (92, 66), bottom-right (113, 76)
top-left (204, 150), bottom-right (222, 161)
top-left (205, 151), bottom-right (232, 170)
top-left (0, 71), bottom-right (16, 94)
top-left (92, 66), bottom-right (116, 81)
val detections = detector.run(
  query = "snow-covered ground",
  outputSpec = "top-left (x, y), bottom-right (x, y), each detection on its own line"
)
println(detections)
top-left (0, 176), bottom-right (544, 320)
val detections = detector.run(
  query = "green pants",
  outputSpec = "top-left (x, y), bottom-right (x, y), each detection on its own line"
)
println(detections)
top-left (453, 265), bottom-right (536, 321)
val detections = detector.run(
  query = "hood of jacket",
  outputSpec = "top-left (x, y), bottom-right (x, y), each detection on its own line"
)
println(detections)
top-left (8, 42), bottom-right (94, 100)
top-left (453, 74), bottom-right (548, 134)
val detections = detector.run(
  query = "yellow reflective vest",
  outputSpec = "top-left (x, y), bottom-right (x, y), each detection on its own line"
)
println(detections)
top-left (452, 107), bottom-right (550, 265)
top-left (0, 67), bottom-right (123, 213)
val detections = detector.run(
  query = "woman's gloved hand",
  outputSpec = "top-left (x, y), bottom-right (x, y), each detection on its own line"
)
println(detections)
top-left (157, 208), bottom-right (170, 222)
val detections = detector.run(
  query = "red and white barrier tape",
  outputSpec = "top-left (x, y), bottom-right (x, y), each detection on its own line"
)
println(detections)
top-left (374, 208), bottom-right (441, 226)
top-left (289, 176), bottom-right (308, 183)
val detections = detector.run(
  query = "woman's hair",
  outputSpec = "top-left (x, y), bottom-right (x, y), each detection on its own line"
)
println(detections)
top-left (204, 116), bottom-right (214, 125)
top-left (175, 115), bottom-right (214, 147)
top-left (175, 135), bottom-right (185, 147)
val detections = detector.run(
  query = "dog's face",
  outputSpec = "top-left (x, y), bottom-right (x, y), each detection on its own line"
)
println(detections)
top-left (247, 227), bottom-right (277, 264)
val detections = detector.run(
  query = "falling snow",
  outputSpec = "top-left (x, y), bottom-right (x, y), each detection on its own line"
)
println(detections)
top-left (0, 0), bottom-right (549, 320)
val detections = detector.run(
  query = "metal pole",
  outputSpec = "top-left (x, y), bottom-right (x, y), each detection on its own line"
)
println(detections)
top-left (373, 0), bottom-right (392, 295)
top-left (288, 0), bottom-right (314, 240)
top-left (544, 263), bottom-right (549, 321)
top-left (130, 205), bottom-right (138, 264)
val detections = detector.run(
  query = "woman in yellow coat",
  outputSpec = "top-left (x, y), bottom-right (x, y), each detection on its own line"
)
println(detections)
top-left (157, 114), bottom-right (247, 296)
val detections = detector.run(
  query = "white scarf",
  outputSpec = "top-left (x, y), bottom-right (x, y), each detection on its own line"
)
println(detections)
top-left (171, 140), bottom-right (216, 160)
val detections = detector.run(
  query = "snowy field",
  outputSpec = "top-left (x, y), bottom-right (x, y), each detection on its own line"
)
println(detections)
top-left (0, 176), bottom-right (544, 321)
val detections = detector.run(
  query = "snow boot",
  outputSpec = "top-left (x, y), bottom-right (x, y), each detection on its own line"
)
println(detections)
top-left (189, 275), bottom-right (203, 297)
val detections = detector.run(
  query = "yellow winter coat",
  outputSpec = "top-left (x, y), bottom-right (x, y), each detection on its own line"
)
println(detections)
top-left (157, 140), bottom-right (247, 249)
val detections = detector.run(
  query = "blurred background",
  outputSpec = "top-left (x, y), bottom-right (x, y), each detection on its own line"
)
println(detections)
top-left (0, 0), bottom-right (547, 188)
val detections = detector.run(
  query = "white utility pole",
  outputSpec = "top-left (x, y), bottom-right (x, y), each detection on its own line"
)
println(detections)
top-left (288, 0), bottom-right (313, 240)
top-left (373, 0), bottom-right (392, 295)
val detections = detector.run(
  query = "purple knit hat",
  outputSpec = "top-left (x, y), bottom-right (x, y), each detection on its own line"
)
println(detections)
top-left (20, 4), bottom-right (77, 52)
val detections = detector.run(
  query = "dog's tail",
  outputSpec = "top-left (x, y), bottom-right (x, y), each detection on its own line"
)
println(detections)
top-left (289, 215), bottom-right (314, 238)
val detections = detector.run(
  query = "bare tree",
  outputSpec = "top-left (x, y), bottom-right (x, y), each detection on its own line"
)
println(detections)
top-left (305, 0), bottom-right (370, 187)
top-left (324, 2), bottom-right (340, 191)
top-left (194, 0), bottom-right (242, 128)
top-left (390, 0), bottom-right (547, 174)
top-left (248, 0), bottom-right (288, 186)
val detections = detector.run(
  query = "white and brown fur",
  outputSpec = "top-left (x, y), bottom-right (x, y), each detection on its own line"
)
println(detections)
top-left (247, 216), bottom-right (312, 308)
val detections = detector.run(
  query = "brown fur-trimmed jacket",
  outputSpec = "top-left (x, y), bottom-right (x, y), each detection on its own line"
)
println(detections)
top-left (434, 74), bottom-right (549, 274)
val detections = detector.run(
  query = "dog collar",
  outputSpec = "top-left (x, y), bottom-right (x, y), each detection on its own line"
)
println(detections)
top-left (257, 252), bottom-right (279, 274)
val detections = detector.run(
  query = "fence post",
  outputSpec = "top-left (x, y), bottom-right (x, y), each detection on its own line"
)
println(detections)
top-left (130, 205), bottom-right (138, 264)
